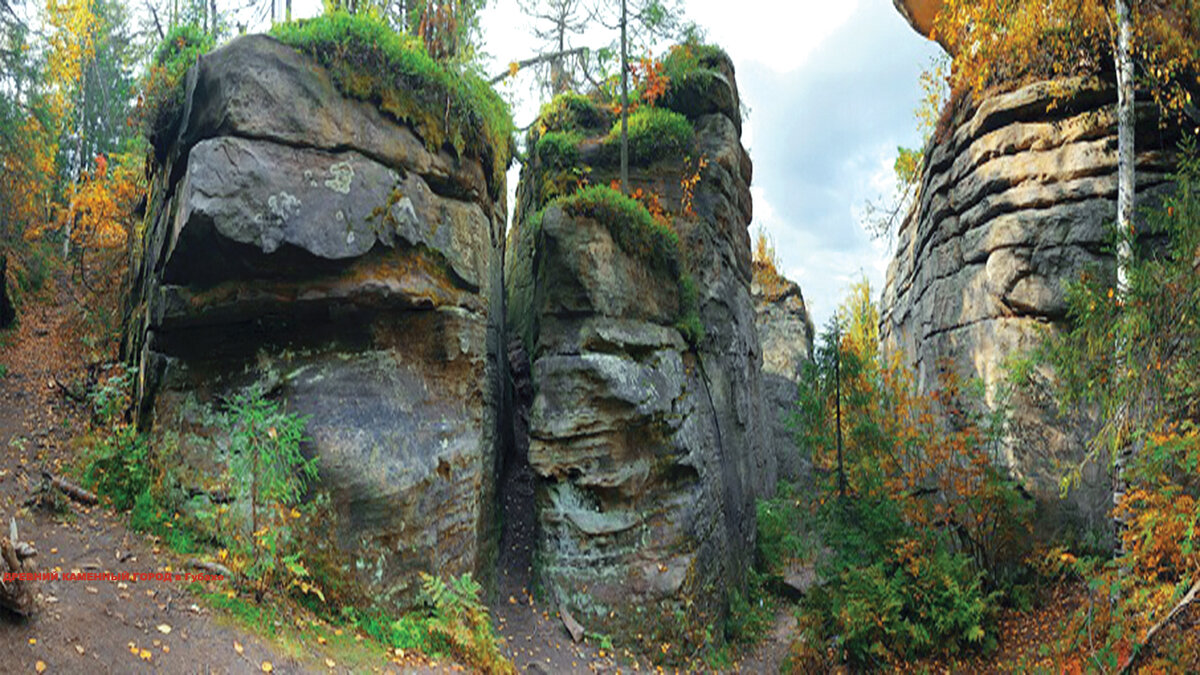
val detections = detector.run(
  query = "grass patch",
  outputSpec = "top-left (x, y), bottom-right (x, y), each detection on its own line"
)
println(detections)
top-left (604, 107), bottom-right (692, 165)
top-left (271, 12), bottom-right (513, 197)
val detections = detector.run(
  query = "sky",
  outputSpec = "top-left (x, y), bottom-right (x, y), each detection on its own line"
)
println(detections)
top-left (291, 0), bottom-right (943, 327)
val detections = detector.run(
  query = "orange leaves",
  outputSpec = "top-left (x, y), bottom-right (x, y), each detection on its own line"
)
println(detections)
top-left (631, 55), bottom-right (670, 108)
top-left (679, 154), bottom-right (707, 219)
top-left (50, 152), bottom-right (143, 250)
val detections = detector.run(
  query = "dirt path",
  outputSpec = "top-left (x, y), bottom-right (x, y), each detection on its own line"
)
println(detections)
top-left (0, 290), bottom-right (313, 674)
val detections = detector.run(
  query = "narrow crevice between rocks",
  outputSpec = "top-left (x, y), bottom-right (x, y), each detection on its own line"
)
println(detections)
top-left (496, 337), bottom-right (538, 600)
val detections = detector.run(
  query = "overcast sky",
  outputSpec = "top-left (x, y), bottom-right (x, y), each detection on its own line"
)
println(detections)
top-left (291, 0), bottom-right (944, 327)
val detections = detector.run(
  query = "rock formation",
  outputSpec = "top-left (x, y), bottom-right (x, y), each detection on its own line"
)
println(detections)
top-left (880, 78), bottom-right (1179, 537)
top-left (123, 34), bottom-right (507, 608)
top-left (505, 47), bottom-right (769, 647)
top-left (753, 263), bottom-right (814, 485)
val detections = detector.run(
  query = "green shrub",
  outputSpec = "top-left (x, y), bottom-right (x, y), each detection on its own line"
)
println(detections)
top-left (343, 573), bottom-right (514, 674)
top-left (271, 13), bottom-right (513, 195)
top-left (806, 544), bottom-right (997, 665)
top-left (220, 384), bottom-right (316, 591)
top-left (755, 482), bottom-right (814, 576)
top-left (725, 569), bottom-right (775, 645)
top-left (80, 426), bottom-right (153, 511)
top-left (605, 107), bottom-right (693, 165)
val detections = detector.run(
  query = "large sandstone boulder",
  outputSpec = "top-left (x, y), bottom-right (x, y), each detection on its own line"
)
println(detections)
top-left (505, 48), bottom-right (770, 649)
top-left (753, 264), bottom-right (814, 484)
top-left (880, 78), bottom-right (1178, 540)
top-left (123, 34), bottom-right (507, 608)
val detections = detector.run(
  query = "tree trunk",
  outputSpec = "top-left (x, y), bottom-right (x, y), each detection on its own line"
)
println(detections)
top-left (0, 253), bottom-right (13, 328)
top-left (619, 0), bottom-right (629, 194)
top-left (835, 328), bottom-right (845, 500)
top-left (1113, 0), bottom-right (1135, 559)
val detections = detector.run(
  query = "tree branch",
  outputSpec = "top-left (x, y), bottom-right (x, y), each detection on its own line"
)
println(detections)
top-left (490, 46), bottom-right (589, 84)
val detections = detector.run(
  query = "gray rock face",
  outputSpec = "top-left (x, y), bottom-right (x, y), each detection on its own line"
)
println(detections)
top-left (752, 265), bottom-right (814, 484)
top-left (505, 52), bottom-right (770, 647)
top-left (124, 34), bottom-right (506, 608)
top-left (880, 78), bottom-right (1178, 538)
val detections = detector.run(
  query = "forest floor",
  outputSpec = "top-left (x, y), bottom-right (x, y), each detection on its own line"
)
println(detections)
top-left (0, 277), bottom-right (453, 674)
top-left (0, 276), bottom-right (799, 675)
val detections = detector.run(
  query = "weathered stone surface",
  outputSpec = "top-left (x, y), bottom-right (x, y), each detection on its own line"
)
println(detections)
top-left (505, 64), bottom-right (768, 646)
top-left (124, 35), bottom-right (506, 609)
top-left (172, 34), bottom-right (489, 202)
top-left (880, 78), bottom-right (1179, 539)
top-left (753, 266), bottom-right (814, 484)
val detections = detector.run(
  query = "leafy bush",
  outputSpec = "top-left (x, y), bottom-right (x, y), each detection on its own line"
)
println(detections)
top-left (605, 107), bottom-right (692, 165)
top-left (271, 13), bottom-right (513, 195)
top-left (219, 385), bottom-right (316, 593)
top-left (1044, 137), bottom-right (1200, 670)
top-left (755, 482), bottom-right (814, 576)
top-left (805, 538), bottom-right (997, 664)
top-left (139, 25), bottom-right (214, 151)
top-left (776, 284), bottom-right (1033, 666)
top-left (344, 573), bottom-right (514, 674)
top-left (81, 426), bottom-right (152, 511)
top-left (725, 569), bottom-right (775, 645)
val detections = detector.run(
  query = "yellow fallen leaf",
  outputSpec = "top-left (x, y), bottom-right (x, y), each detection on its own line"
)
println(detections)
top-left (35, 661), bottom-right (46, 673)
top-left (261, 662), bottom-right (273, 673)
top-left (325, 658), bottom-right (336, 668)
top-left (74, 644), bottom-right (85, 655)
top-left (140, 649), bottom-right (152, 661)
top-left (129, 645), bottom-right (139, 655)
top-left (234, 641), bottom-right (244, 655)
top-left (162, 645), bottom-right (170, 654)
top-left (157, 624), bottom-right (171, 635)
top-left (316, 636), bottom-right (327, 645)
top-left (28, 638), bottom-right (36, 645)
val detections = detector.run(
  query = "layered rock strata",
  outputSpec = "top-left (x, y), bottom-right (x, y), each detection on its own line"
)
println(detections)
top-left (123, 34), bottom-right (506, 607)
top-left (505, 49), bottom-right (769, 644)
top-left (880, 78), bottom-right (1178, 536)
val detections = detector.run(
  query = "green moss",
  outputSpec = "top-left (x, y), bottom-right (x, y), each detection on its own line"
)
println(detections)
top-left (558, 185), bottom-right (682, 277)
top-left (271, 13), bottom-right (514, 197)
top-left (141, 25), bottom-right (215, 152)
top-left (533, 91), bottom-right (612, 141)
top-left (604, 107), bottom-right (693, 165)
top-left (535, 131), bottom-right (581, 169)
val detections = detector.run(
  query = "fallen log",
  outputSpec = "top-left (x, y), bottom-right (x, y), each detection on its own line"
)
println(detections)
top-left (187, 558), bottom-right (233, 578)
top-left (42, 471), bottom-right (98, 506)
top-left (1119, 578), bottom-right (1200, 674)
top-left (0, 519), bottom-right (37, 616)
